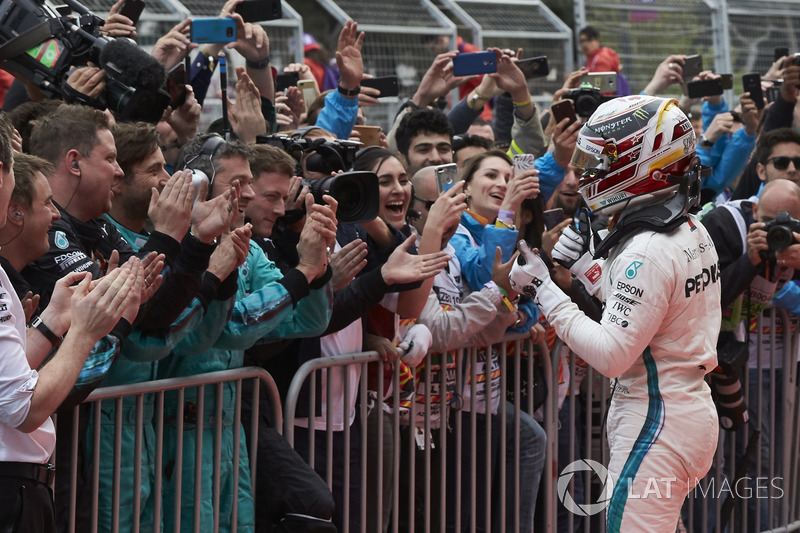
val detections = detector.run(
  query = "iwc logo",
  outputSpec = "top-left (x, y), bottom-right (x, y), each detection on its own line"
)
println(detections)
top-left (557, 459), bottom-right (614, 516)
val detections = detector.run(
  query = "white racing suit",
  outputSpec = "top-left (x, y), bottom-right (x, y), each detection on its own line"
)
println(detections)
top-left (544, 215), bottom-right (720, 532)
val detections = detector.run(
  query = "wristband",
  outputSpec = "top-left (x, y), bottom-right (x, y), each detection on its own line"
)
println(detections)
top-left (513, 96), bottom-right (533, 108)
top-left (337, 84), bottom-right (361, 97)
top-left (28, 316), bottom-right (63, 348)
top-left (246, 56), bottom-right (270, 70)
top-left (498, 209), bottom-right (514, 221)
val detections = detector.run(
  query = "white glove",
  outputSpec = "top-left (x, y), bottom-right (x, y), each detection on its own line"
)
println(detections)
top-left (508, 241), bottom-right (570, 317)
top-left (399, 323), bottom-right (432, 368)
top-left (553, 208), bottom-right (604, 297)
top-left (552, 208), bottom-right (592, 268)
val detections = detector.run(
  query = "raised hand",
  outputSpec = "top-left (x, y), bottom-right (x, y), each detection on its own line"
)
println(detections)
top-left (336, 20), bottom-right (365, 94)
top-left (227, 67), bottom-right (267, 144)
top-left (148, 170), bottom-right (193, 241)
top-left (208, 224), bottom-right (252, 280)
top-left (101, 0), bottom-right (137, 39)
top-left (491, 246), bottom-right (518, 298)
top-left (296, 194), bottom-right (338, 282)
top-left (66, 67), bottom-right (106, 100)
top-left (412, 51), bottom-right (463, 108)
top-left (500, 168), bottom-right (540, 211)
top-left (425, 181), bottom-right (467, 236)
top-left (150, 18), bottom-right (195, 69)
top-left (164, 85), bottom-right (201, 145)
top-left (380, 235), bottom-right (450, 285)
top-left (21, 291), bottom-right (40, 324)
top-left (191, 184), bottom-right (239, 243)
top-left (71, 268), bottom-right (138, 343)
top-left (330, 239), bottom-right (368, 291)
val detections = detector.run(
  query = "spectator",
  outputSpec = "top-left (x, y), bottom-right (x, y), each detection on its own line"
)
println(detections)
top-left (0, 126), bottom-right (141, 532)
top-left (579, 26), bottom-right (620, 73)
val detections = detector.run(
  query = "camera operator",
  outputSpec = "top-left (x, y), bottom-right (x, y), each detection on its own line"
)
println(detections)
top-left (701, 177), bottom-right (800, 531)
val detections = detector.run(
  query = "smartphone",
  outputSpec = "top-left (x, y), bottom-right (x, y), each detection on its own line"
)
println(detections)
top-left (360, 76), bottom-right (399, 98)
top-left (353, 125), bottom-right (382, 147)
top-left (687, 78), bottom-right (724, 99)
top-left (166, 62), bottom-right (187, 108)
top-left (235, 0), bottom-right (282, 23)
top-left (190, 18), bottom-right (236, 44)
top-left (682, 54), bottom-right (703, 81)
top-left (452, 51), bottom-right (497, 77)
top-left (298, 79), bottom-right (317, 112)
top-left (435, 163), bottom-right (459, 194)
top-left (766, 86), bottom-right (782, 104)
top-left (551, 99), bottom-right (577, 127)
top-left (742, 73), bottom-right (765, 109)
top-left (543, 208), bottom-right (566, 230)
top-left (581, 71), bottom-right (616, 94)
top-left (775, 47), bottom-right (790, 62)
top-left (513, 153), bottom-right (535, 174)
top-left (517, 56), bottom-right (549, 79)
top-left (275, 72), bottom-right (299, 93)
top-left (119, 0), bottom-right (145, 25)
top-left (720, 73), bottom-right (733, 90)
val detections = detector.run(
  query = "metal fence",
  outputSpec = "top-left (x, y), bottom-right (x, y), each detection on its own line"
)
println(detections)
top-left (56, 307), bottom-right (800, 532)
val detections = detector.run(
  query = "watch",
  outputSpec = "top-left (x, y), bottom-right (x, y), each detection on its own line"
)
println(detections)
top-left (337, 84), bottom-right (361, 97)
top-left (698, 134), bottom-right (714, 149)
top-left (468, 91), bottom-right (489, 111)
top-left (28, 316), bottom-right (63, 348)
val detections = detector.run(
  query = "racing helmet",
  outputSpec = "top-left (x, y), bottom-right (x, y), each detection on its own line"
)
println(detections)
top-left (571, 95), bottom-right (696, 216)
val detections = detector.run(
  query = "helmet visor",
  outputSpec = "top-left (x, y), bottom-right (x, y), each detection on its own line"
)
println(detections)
top-left (570, 147), bottom-right (605, 171)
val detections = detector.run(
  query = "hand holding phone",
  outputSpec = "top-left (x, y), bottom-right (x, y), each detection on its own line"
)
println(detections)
top-left (543, 208), bottom-right (566, 230)
top-left (687, 78), bottom-right (724, 99)
top-left (517, 56), bottom-right (549, 79)
top-left (275, 72), bottom-right (299, 93)
top-left (167, 63), bottom-right (187, 108)
top-left (742, 73), bottom-right (765, 109)
top-left (235, 0), bottom-right (282, 23)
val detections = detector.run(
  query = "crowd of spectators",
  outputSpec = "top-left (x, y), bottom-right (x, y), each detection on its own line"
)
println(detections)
top-left (1, 0), bottom-right (800, 531)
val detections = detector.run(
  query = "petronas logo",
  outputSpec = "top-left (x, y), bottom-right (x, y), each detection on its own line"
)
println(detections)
top-left (54, 231), bottom-right (69, 249)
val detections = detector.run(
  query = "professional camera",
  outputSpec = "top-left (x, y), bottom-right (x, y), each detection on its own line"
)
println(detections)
top-left (0, 0), bottom-right (169, 122)
top-left (764, 211), bottom-right (800, 253)
top-left (256, 134), bottom-right (379, 224)
top-left (564, 82), bottom-right (615, 118)
top-left (707, 331), bottom-right (749, 431)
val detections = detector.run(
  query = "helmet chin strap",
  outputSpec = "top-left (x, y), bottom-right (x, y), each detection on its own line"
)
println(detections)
top-left (593, 162), bottom-right (710, 259)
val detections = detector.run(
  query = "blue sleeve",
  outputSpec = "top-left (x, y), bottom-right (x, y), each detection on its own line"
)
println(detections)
top-left (701, 128), bottom-right (756, 195)
top-left (450, 226), bottom-right (519, 291)
top-left (507, 298), bottom-right (539, 333)
top-left (773, 280), bottom-right (800, 314)
top-left (447, 98), bottom-right (480, 135)
top-left (123, 298), bottom-right (209, 362)
top-left (315, 90), bottom-right (359, 139)
top-left (534, 152), bottom-right (565, 204)
top-left (698, 100), bottom-right (729, 169)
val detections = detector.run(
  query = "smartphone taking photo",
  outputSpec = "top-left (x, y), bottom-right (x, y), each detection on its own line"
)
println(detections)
top-left (435, 163), bottom-right (459, 194)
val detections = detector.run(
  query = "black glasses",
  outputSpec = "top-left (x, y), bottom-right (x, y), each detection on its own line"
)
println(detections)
top-left (768, 156), bottom-right (800, 170)
top-left (416, 197), bottom-right (436, 211)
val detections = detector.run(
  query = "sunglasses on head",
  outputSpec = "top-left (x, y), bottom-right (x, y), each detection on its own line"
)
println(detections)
top-left (768, 156), bottom-right (800, 170)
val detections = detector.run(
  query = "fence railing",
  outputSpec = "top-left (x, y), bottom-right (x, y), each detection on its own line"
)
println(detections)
top-left (58, 308), bottom-right (800, 532)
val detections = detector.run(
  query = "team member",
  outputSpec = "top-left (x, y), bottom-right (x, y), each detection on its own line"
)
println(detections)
top-left (510, 96), bottom-right (720, 532)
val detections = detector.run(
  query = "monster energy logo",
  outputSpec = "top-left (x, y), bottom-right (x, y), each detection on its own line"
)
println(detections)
top-left (632, 108), bottom-right (649, 120)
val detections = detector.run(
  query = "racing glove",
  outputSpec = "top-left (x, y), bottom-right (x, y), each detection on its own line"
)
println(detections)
top-left (552, 208), bottom-right (605, 297)
top-left (399, 323), bottom-right (433, 368)
top-left (508, 241), bottom-right (569, 318)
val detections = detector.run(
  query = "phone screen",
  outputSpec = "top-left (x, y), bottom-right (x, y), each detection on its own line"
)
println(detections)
top-left (435, 163), bottom-right (458, 194)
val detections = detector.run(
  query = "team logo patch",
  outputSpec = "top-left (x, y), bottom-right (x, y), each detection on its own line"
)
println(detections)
top-left (54, 231), bottom-right (69, 250)
top-left (625, 261), bottom-right (642, 279)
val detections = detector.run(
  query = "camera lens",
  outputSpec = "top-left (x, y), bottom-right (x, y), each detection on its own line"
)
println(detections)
top-left (303, 171), bottom-right (379, 224)
top-left (767, 225), bottom-right (795, 251)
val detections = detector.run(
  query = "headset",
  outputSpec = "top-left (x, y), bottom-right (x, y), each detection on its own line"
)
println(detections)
top-left (181, 134), bottom-right (226, 197)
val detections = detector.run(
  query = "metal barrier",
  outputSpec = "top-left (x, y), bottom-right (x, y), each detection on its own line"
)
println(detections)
top-left (283, 334), bottom-right (558, 533)
top-left (59, 367), bottom-right (280, 533)
top-left (53, 305), bottom-right (800, 532)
